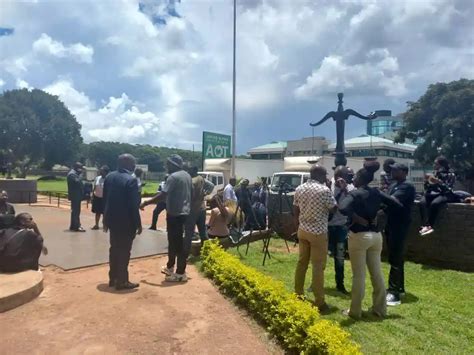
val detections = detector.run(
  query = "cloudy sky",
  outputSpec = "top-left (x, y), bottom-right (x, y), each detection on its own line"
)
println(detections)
top-left (1, 0), bottom-right (473, 154)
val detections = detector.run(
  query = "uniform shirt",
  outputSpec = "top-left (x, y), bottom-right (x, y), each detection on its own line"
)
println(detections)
top-left (339, 186), bottom-right (401, 233)
top-left (387, 180), bottom-right (416, 223)
top-left (293, 179), bottom-right (336, 235)
top-left (163, 170), bottom-right (192, 217)
top-left (93, 175), bottom-right (105, 198)
top-left (223, 184), bottom-right (237, 202)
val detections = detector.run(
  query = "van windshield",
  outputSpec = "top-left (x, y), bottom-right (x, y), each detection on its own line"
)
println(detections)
top-left (271, 174), bottom-right (302, 192)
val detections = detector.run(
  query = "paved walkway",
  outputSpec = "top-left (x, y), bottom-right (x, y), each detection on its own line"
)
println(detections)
top-left (0, 257), bottom-right (278, 354)
top-left (16, 205), bottom-right (168, 270)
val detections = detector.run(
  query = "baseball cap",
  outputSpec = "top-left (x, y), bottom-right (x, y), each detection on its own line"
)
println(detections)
top-left (390, 162), bottom-right (409, 172)
top-left (167, 154), bottom-right (184, 169)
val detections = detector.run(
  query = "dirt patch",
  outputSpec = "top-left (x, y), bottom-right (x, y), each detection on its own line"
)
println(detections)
top-left (0, 256), bottom-right (281, 354)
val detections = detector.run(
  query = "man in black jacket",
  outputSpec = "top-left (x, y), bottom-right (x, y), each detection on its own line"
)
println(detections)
top-left (67, 162), bottom-right (85, 232)
top-left (103, 154), bottom-right (142, 290)
top-left (385, 163), bottom-right (416, 306)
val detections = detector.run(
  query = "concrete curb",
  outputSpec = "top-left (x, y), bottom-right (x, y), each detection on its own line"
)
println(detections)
top-left (0, 270), bottom-right (44, 313)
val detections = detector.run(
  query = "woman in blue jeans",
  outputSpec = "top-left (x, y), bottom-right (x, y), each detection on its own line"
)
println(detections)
top-left (339, 163), bottom-right (402, 318)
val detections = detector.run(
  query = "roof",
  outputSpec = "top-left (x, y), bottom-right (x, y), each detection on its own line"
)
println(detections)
top-left (248, 141), bottom-right (287, 154)
top-left (328, 135), bottom-right (417, 152)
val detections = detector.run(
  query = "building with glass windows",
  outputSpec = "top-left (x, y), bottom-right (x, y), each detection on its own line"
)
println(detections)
top-left (247, 141), bottom-right (287, 160)
top-left (366, 110), bottom-right (404, 139)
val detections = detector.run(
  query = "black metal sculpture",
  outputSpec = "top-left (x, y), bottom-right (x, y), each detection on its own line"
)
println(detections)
top-left (310, 93), bottom-right (376, 167)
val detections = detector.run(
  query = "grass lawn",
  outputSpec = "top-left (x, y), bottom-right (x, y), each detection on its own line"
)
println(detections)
top-left (227, 238), bottom-right (474, 354)
top-left (31, 176), bottom-right (159, 195)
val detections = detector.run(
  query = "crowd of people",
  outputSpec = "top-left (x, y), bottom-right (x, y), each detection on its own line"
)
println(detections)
top-left (1, 151), bottom-right (470, 318)
top-left (292, 155), bottom-right (468, 318)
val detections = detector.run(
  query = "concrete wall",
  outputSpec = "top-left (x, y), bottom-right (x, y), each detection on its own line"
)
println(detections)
top-left (388, 202), bottom-right (474, 272)
top-left (0, 179), bottom-right (37, 203)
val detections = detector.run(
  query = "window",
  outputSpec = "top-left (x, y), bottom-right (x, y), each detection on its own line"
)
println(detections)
top-left (271, 174), bottom-right (303, 192)
top-left (211, 175), bottom-right (218, 185)
top-left (218, 176), bottom-right (223, 185)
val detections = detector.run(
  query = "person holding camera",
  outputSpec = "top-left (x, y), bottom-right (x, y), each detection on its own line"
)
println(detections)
top-left (328, 166), bottom-right (354, 295)
top-left (339, 163), bottom-right (402, 319)
top-left (419, 156), bottom-right (456, 236)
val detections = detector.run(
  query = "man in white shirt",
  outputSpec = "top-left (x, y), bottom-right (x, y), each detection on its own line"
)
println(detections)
top-left (223, 177), bottom-right (238, 202)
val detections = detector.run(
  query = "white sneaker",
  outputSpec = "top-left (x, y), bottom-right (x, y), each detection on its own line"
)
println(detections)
top-left (421, 227), bottom-right (434, 236)
top-left (419, 226), bottom-right (429, 235)
top-left (165, 273), bottom-right (188, 282)
top-left (161, 265), bottom-right (173, 276)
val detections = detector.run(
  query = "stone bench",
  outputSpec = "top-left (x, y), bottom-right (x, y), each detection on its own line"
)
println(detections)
top-left (0, 270), bottom-right (44, 313)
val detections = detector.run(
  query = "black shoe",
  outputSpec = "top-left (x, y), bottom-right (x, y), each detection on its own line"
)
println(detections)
top-left (149, 226), bottom-right (157, 230)
top-left (108, 280), bottom-right (115, 287)
top-left (317, 303), bottom-right (331, 314)
top-left (115, 281), bottom-right (139, 290)
top-left (337, 285), bottom-right (350, 295)
top-left (386, 292), bottom-right (401, 306)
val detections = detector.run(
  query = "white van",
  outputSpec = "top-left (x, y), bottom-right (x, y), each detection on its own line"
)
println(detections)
top-left (198, 171), bottom-right (225, 201)
top-left (270, 172), bottom-right (310, 194)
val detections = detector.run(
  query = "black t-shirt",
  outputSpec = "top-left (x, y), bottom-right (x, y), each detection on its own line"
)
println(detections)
top-left (339, 186), bottom-right (401, 233)
top-left (387, 180), bottom-right (416, 223)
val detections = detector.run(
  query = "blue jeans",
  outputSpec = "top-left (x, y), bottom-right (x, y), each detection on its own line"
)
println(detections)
top-left (328, 225), bottom-right (348, 288)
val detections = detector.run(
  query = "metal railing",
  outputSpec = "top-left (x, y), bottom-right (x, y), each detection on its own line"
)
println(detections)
top-left (6, 190), bottom-right (89, 209)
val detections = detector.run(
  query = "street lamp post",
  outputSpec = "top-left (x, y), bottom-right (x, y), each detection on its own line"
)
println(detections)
top-left (231, 0), bottom-right (237, 178)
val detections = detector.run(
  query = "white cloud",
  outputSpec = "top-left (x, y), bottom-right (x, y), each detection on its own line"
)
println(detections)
top-left (0, 0), bottom-right (472, 152)
top-left (33, 33), bottom-right (93, 63)
top-left (42, 79), bottom-right (198, 145)
top-left (16, 78), bottom-right (31, 90)
top-left (295, 49), bottom-right (407, 99)
top-left (0, 78), bottom-right (5, 87)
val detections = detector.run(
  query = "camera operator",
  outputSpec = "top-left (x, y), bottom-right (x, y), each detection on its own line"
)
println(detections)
top-left (328, 166), bottom-right (355, 295)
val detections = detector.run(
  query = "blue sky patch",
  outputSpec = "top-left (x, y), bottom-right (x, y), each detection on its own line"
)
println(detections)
top-left (0, 27), bottom-right (14, 37)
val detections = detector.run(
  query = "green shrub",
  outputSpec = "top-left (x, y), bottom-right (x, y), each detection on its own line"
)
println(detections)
top-left (201, 241), bottom-right (361, 355)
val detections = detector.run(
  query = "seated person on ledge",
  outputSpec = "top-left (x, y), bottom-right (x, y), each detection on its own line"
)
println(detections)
top-left (207, 195), bottom-right (236, 239)
top-left (0, 213), bottom-right (48, 273)
top-left (0, 190), bottom-right (16, 229)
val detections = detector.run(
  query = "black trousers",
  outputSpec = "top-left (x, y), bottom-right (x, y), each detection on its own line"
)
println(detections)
top-left (109, 229), bottom-right (135, 284)
top-left (419, 194), bottom-right (450, 227)
top-left (70, 199), bottom-right (81, 230)
top-left (150, 202), bottom-right (166, 229)
top-left (166, 215), bottom-right (187, 275)
top-left (385, 221), bottom-right (410, 295)
top-left (328, 225), bottom-right (348, 288)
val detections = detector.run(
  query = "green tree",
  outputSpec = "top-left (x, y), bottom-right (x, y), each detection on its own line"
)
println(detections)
top-left (0, 89), bottom-right (83, 176)
top-left (396, 79), bottom-right (474, 180)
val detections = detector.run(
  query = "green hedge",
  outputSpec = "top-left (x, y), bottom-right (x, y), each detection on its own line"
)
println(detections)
top-left (201, 241), bottom-right (361, 354)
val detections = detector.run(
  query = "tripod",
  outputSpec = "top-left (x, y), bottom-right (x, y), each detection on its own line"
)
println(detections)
top-left (230, 187), bottom-right (262, 251)
top-left (263, 183), bottom-right (296, 266)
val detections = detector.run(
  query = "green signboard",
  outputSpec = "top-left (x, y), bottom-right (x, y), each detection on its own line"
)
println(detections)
top-left (202, 131), bottom-right (231, 160)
